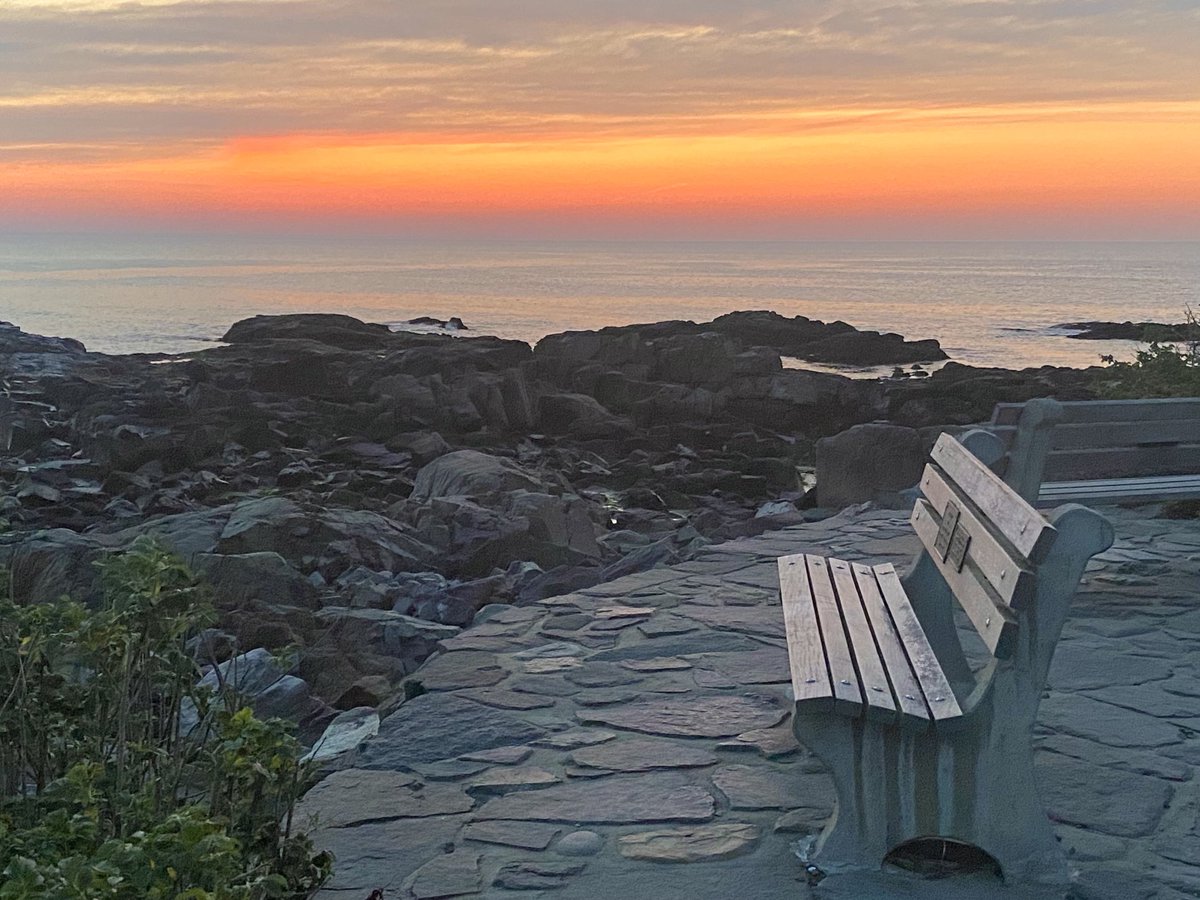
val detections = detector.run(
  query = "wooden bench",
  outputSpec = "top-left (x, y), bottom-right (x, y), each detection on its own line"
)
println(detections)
top-left (986, 397), bottom-right (1200, 506)
top-left (777, 432), bottom-right (1114, 885)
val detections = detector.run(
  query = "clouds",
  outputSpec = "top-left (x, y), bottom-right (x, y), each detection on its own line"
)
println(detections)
top-left (1, 0), bottom-right (1197, 158)
top-left (1, 0), bottom-right (1197, 238)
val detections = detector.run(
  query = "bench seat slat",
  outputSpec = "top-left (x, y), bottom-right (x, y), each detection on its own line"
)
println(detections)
top-left (778, 554), bottom-right (835, 710)
top-left (807, 555), bottom-right (864, 714)
top-left (918, 463), bottom-right (1036, 609)
top-left (852, 562), bottom-right (931, 730)
top-left (829, 558), bottom-right (898, 723)
top-left (911, 499), bottom-right (1019, 657)
top-left (931, 434), bottom-right (1056, 562)
top-left (872, 563), bottom-right (964, 725)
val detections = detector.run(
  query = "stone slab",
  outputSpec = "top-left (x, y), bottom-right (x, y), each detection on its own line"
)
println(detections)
top-left (403, 848), bottom-right (481, 899)
top-left (618, 824), bottom-right (761, 863)
top-left (462, 819), bottom-right (562, 851)
top-left (1038, 694), bottom-right (1183, 749)
top-left (307, 814), bottom-right (465, 892)
top-left (468, 766), bottom-right (562, 793)
top-left (360, 693), bottom-right (545, 766)
top-left (673, 603), bottom-right (786, 639)
top-left (589, 631), bottom-right (762, 661)
top-left (1048, 642), bottom-right (1172, 692)
top-left (458, 687), bottom-right (556, 710)
top-left (296, 769), bottom-right (473, 828)
top-left (477, 774), bottom-right (716, 824)
top-left (1038, 752), bottom-right (1174, 837)
top-left (577, 694), bottom-right (786, 737)
top-left (570, 737), bottom-right (718, 772)
top-left (412, 650), bottom-right (508, 691)
top-left (712, 764), bottom-right (834, 811)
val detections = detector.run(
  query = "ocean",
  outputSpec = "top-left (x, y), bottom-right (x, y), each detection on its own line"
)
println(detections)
top-left (0, 235), bottom-right (1196, 370)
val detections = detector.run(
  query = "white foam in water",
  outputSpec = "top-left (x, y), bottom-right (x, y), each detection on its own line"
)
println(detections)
top-left (0, 235), bottom-right (1195, 370)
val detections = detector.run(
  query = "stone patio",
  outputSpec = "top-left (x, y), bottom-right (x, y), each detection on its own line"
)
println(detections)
top-left (298, 504), bottom-right (1200, 900)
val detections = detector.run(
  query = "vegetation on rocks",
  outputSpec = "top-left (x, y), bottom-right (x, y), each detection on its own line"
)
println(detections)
top-left (0, 538), bottom-right (330, 898)
top-left (1097, 309), bottom-right (1200, 399)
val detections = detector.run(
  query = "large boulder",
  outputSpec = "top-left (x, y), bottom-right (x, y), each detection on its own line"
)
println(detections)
top-left (653, 332), bottom-right (738, 385)
top-left (411, 450), bottom-right (544, 500)
top-left (181, 647), bottom-right (332, 738)
top-left (794, 331), bottom-right (947, 365)
top-left (193, 552), bottom-right (321, 610)
top-left (221, 314), bottom-right (394, 350)
top-left (815, 422), bottom-right (926, 508)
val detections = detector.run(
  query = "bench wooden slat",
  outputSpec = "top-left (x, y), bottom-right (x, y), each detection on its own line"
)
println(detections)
top-left (993, 397), bottom-right (1200, 426)
top-left (1043, 476), bottom-right (1200, 494)
top-left (829, 558), bottom-right (898, 723)
top-left (930, 433), bottom-right (1056, 562)
top-left (851, 562), bottom-right (931, 730)
top-left (806, 555), bottom-right (864, 714)
top-left (872, 563), bottom-right (964, 725)
top-left (1057, 397), bottom-right (1200, 423)
top-left (1044, 445), bottom-right (1200, 480)
top-left (911, 499), bottom-right (1019, 657)
top-left (1039, 477), bottom-right (1200, 505)
top-left (778, 554), bottom-right (834, 710)
top-left (918, 463), bottom-right (1036, 609)
top-left (1049, 419), bottom-right (1200, 451)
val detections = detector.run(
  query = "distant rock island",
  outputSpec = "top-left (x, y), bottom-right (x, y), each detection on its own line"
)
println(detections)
top-left (1056, 320), bottom-right (1194, 341)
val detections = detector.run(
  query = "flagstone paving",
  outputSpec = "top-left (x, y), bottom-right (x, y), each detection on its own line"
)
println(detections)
top-left (298, 504), bottom-right (1200, 900)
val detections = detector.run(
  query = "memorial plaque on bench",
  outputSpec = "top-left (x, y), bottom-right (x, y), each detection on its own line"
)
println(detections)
top-left (948, 526), bottom-right (972, 572)
top-left (934, 501), bottom-right (961, 561)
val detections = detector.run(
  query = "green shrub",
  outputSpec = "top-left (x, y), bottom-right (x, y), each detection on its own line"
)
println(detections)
top-left (1095, 308), bottom-right (1200, 399)
top-left (0, 538), bottom-right (330, 898)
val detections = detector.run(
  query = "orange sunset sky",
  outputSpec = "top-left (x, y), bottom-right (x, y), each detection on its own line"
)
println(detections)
top-left (2, 0), bottom-right (1199, 239)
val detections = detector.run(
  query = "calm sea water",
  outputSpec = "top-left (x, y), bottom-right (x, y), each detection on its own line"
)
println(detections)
top-left (0, 235), bottom-right (1196, 370)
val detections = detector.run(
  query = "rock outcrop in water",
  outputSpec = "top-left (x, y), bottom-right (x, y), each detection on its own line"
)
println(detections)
top-left (1056, 320), bottom-right (1195, 341)
top-left (0, 312), bottom-right (1096, 734)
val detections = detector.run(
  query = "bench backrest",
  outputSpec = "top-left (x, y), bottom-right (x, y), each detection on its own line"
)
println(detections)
top-left (991, 397), bottom-right (1200, 500)
top-left (911, 433), bottom-right (1057, 658)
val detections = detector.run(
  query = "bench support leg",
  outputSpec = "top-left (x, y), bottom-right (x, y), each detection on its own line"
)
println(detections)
top-left (793, 712), bottom-right (1067, 886)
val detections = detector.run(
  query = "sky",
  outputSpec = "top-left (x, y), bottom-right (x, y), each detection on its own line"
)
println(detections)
top-left (2, 0), bottom-right (1199, 239)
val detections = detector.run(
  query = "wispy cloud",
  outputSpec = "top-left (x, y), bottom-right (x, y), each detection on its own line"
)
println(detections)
top-left (2, 0), bottom-right (1197, 155)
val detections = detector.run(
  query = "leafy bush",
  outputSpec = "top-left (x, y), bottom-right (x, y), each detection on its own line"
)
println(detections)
top-left (0, 538), bottom-right (330, 898)
top-left (1095, 308), bottom-right (1200, 399)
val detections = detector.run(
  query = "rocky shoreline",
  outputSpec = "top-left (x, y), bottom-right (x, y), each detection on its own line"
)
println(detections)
top-left (0, 311), bottom-right (1099, 743)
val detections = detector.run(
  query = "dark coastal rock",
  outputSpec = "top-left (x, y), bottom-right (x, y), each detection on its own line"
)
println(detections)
top-left (221, 313), bottom-right (394, 349)
top-left (403, 315), bottom-right (468, 331)
top-left (0, 320), bottom-right (88, 356)
top-left (181, 647), bottom-right (331, 738)
top-left (708, 310), bottom-right (948, 364)
top-left (815, 422), bottom-right (926, 508)
top-left (410, 449), bottom-right (545, 500)
top-left (791, 330), bottom-right (947, 365)
top-left (883, 361), bottom-right (1098, 427)
top-left (1057, 320), bottom-right (1194, 341)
